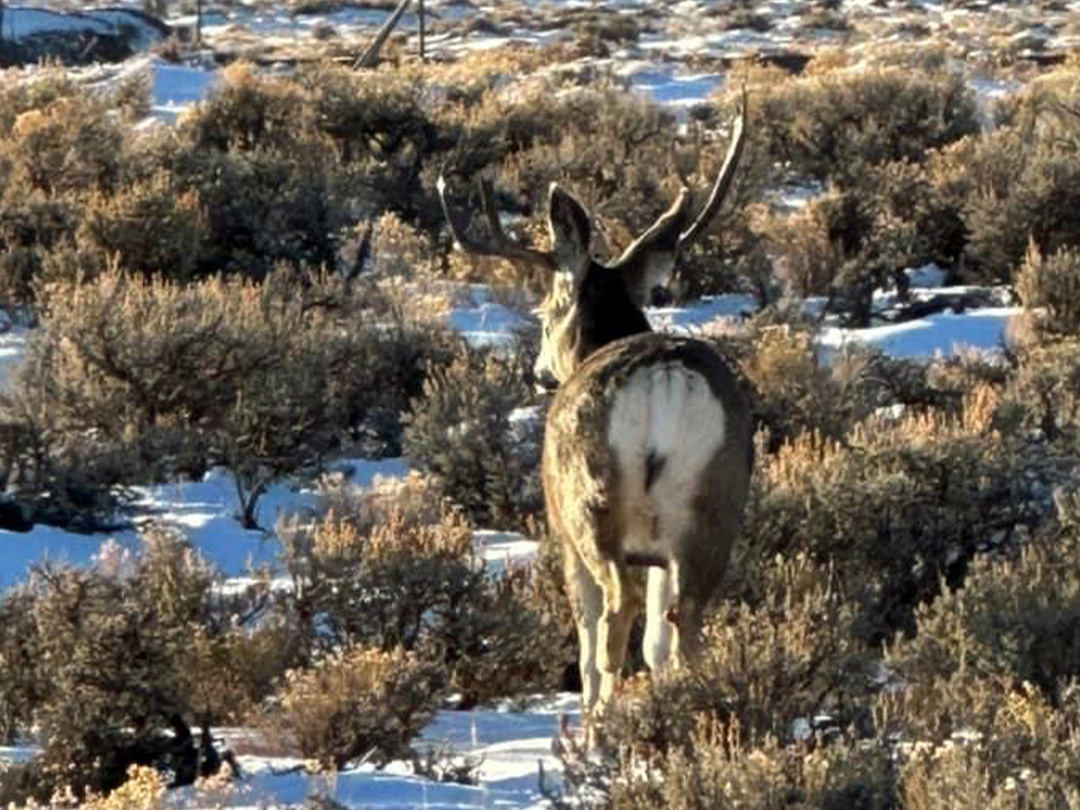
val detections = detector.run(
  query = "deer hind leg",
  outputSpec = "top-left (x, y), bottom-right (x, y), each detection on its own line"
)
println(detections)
top-left (643, 560), bottom-right (681, 672)
top-left (596, 561), bottom-right (637, 711)
top-left (564, 545), bottom-right (603, 713)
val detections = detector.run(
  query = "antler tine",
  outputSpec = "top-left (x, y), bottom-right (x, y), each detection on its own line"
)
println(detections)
top-left (677, 97), bottom-right (747, 249)
top-left (437, 173), bottom-right (556, 272)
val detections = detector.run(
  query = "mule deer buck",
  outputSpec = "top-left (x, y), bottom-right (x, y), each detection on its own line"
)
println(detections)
top-left (438, 109), bottom-right (752, 721)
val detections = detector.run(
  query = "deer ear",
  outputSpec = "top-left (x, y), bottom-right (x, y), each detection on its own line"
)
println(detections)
top-left (548, 184), bottom-right (592, 282)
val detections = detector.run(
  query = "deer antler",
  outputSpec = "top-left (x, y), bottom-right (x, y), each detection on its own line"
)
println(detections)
top-left (610, 187), bottom-right (692, 267)
top-left (437, 174), bottom-right (557, 272)
top-left (677, 107), bottom-right (746, 248)
top-left (612, 99), bottom-right (748, 272)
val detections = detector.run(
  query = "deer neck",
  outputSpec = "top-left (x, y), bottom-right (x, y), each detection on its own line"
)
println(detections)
top-left (576, 266), bottom-right (652, 362)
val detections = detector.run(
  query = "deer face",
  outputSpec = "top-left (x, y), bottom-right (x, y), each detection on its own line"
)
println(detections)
top-left (533, 270), bottom-right (578, 389)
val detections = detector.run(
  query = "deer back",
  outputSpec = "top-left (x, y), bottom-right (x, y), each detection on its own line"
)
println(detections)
top-left (542, 332), bottom-right (753, 585)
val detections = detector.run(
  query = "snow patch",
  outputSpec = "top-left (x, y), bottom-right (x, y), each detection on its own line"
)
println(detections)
top-left (0, 458), bottom-right (408, 593)
top-left (904, 262), bottom-right (946, 289)
top-left (819, 307), bottom-right (1020, 359)
top-left (647, 294), bottom-right (758, 332)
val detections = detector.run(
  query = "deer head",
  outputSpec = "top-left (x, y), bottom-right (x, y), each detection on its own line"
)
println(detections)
top-left (437, 108), bottom-right (746, 389)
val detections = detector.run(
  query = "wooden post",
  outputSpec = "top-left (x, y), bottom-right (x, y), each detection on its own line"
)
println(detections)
top-left (417, 0), bottom-right (425, 61)
top-left (196, 0), bottom-right (202, 48)
top-left (355, 0), bottom-right (411, 69)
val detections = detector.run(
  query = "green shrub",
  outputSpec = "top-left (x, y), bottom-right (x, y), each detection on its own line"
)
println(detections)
top-left (1016, 242), bottom-right (1080, 340)
top-left (745, 389), bottom-right (1032, 641)
top-left (753, 185), bottom-right (923, 324)
top-left (269, 645), bottom-right (444, 770)
top-left (882, 502), bottom-right (1080, 796)
top-left (0, 530), bottom-right (228, 803)
top-left (724, 325), bottom-right (887, 447)
top-left (2, 269), bottom-right (453, 529)
top-left (854, 157), bottom-right (967, 279)
top-left (0, 588), bottom-right (38, 744)
top-left (163, 67), bottom-right (348, 278)
top-left (76, 172), bottom-right (205, 280)
top-left (963, 139), bottom-right (1080, 284)
top-left (601, 553), bottom-right (868, 759)
top-left (173, 62), bottom-right (442, 269)
top-left (403, 342), bottom-right (542, 529)
top-left (728, 64), bottom-right (979, 187)
top-left (299, 65), bottom-right (439, 225)
top-left (164, 145), bottom-right (345, 279)
top-left (755, 195), bottom-right (845, 298)
top-left (998, 337), bottom-right (1080, 448)
top-left (0, 390), bottom-right (138, 531)
top-left (521, 526), bottom-right (579, 691)
top-left (885, 528), bottom-right (1080, 723)
top-left (330, 281), bottom-right (462, 457)
top-left (928, 70), bottom-right (1080, 285)
top-left (6, 269), bottom-right (276, 506)
top-left (279, 482), bottom-right (563, 706)
top-left (0, 189), bottom-right (76, 308)
top-left (700, 552), bottom-right (869, 736)
top-left (0, 69), bottom-right (82, 138)
top-left (180, 607), bottom-right (301, 727)
top-left (0, 95), bottom-right (124, 196)
top-left (605, 729), bottom-right (897, 810)
top-left (896, 681), bottom-right (1080, 810)
top-left (182, 62), bottom-right (318, 154)
top-left (571, 10), bottom-right (643, 56)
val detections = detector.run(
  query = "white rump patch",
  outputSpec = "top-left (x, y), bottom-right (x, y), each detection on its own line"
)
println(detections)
top-left (606, 363), bottom-right (726, 562)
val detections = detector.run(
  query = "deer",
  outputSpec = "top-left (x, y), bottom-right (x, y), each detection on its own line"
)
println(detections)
top-left (437, 108), bottom-right (753, 727)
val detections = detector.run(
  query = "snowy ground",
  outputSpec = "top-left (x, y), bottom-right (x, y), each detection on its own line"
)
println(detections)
top-left (6, 0), bottom-right (1065, 130)
top-left (217, 696), bottom-right (578, 810)
top-left (819, 307), bottom-right (1018, 359)
top-left (0, 283), bottom-right (1021, 807)
top-left (3, 696), bottom-right (577, 810)
top-left (0, 1), bottom-right (1042, 804)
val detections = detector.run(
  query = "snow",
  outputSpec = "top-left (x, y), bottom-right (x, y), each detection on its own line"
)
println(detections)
top-left (0, 1), bottom-right (1051, 801)
top-left (447, 289), bottom-right (530, 348)
top-left (968, 75), bottom-right (1021, 128)
top-left (766, 180), bottom-right (825, 211)
top-left (4, 696), bottom-right (579, 809)
top-left (474, 529), bottom-right (538, 574)
top-left (0, 458), bottom-right (408, 593)
top-left (819, 307), bottom-right (1020, 359)
top-left (149, 60), bottom-right (220, 123)
top-left (904, 262), bottom-right (947, 289)
top-left (0, 326), bottom-right (29, 392)
top-left (627, 67), bottom-right (722, 109)
top-left (647, 294), bottom-right (758, 332)
top-left (2, 6), bottom-right (166, 47)
top-left (869, 283), bottom-right (1010, 312)
top-left (3, 7), bottom-right (113, 39)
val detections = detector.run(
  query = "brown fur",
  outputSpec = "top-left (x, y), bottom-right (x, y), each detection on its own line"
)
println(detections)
top-left (543, 332), bottom-right (753, 713)
top-left (437, 110), bottom-right (750, 724)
